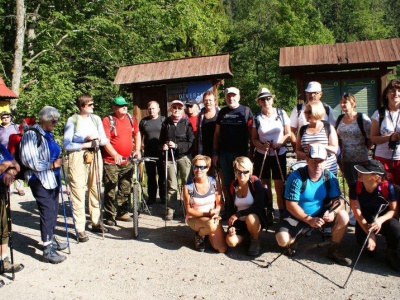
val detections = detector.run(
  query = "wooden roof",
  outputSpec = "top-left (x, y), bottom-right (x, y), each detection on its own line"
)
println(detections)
top-left (280, 38), bottom-right (400, 74)
top-left (114, 54), bottom-right (233, 85)
top-left (0, 77), bottom-right (18, 99)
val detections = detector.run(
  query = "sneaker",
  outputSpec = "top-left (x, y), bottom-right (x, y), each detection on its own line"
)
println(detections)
top-left (0, 257), bottom-right (24, 273)
top-left (116, 213), bottom-right (133, 222)
top-left (105, 219), bottom-right (117, 226)
top-left (348, 210), bottom-right (356, 226)
top-left (43, 244), bottom-right (66, 264)
top-left (91, 223), bottom-right (109, 233)
top-left (326, 243), bottom-right (352, 266)
top-left (17, 190), bottom-right (25, 196)
top-left (78, 231), bottom-right (89, 243)
top-left (165, 208), bottom-right (174, 221)
top-left (386, 249), bottom-right (400, 271)
top-left (194, 232), bottom-right (206, 252)
top-left (286, 240), bottom-right (299, 257)
top-left (266, 208), bottom-right (274, 227)
top-left (248, 238), bottom-right (261, 256)
top-left (52, 236), bottom-right (68, 251)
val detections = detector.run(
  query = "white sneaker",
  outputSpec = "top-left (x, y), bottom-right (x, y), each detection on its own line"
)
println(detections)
top-left (348, 210), bottom-right (356, 226)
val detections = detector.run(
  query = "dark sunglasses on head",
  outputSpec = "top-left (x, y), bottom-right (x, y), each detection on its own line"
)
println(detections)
top-left (193, 165), bottom-right (207, 171)
top-left (172, 106), bottom-right (183, 110)
top-left (235, 169), bottom-right (250, 175)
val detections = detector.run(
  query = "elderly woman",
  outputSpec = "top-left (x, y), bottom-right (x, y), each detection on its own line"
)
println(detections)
top-left (226, 156), bottom-right (267, 256)
top-left (370, 79), bottom-right (400, 187)
top-left (183, 155), bottom-right (226, 253)
top-left (63, 94), bottom-right (109, 242)
top-left (296, 101), bottom-right (339, 176)
top-left (335, 93), bottom-right (372, 185)
top-left (20, 106), bottom-right (67, 264)
top-left (251, 87), bottom-right (291, 223)
top-left (350, 159), bottom-right (400, 271)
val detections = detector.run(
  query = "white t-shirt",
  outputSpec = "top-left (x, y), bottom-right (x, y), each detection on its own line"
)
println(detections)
top-left (290, 103), bottom-right (336, 130)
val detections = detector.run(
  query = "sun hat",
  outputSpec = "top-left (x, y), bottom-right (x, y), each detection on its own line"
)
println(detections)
top-left (305, 81), bottom-right (322, 93)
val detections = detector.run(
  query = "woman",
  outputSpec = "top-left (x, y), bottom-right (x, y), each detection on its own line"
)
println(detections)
top-left (350, 159), bottom-right (400, 271)
top-left (296, 101), bottom-right (339, 175)
top-left (183, 155), bottom-right (226, 253)
top-left (251, 87), bottom-right (291, 222)
top-left (20, 106), bottom-right (67, 264)
top-left (336, 93), bottom-right (372, 185)
top-left (226, 156), bottom-right (267, 256)
top-left (63, 94), bottom-right (109, 242)
top-left (370, 79), bottom-right (400, 187)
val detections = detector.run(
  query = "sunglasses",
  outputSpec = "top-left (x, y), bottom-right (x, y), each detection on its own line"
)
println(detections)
top-left (304, 110), bottom-right (312, 115)
top-left (193, 165), bottom-right (207, 171)
top-left (51, 119), bottom-right (59, 125)
top-left (1, 115), bottom-right (10, 119)
top-left (259, 96), bottom-right (273, 101)
top-left (85, 103), bottom-right (94, 107)
top-left (117, 104), bottom-right (127, 108)
top-left (172, 106), bottom-right (183, 110)
top-left (235, 169), bottom-right (250, 175)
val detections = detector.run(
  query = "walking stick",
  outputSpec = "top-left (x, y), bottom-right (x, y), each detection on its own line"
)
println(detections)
top-left (61, 165), bottom-right (79, 242)
top-left (214, 167), bottom-right (227, 207)
top-left (259, 145), bottom-right (270, 179)
top-left (274, 148), bottom-right (285, 184)
top-left (59, 180), bottom-right (71, 254)
top-left (170, 148), bottom-right (186, 219)
top-left (164, 150), bottom-right (168, 227)
top-left (5, 188), bottom-right (16, 280)
top-left (93, 146), bottom-right (104, 239)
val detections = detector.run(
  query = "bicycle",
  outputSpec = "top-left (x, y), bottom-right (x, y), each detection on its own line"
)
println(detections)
top-left (128, 156), bottom-right (158, 238)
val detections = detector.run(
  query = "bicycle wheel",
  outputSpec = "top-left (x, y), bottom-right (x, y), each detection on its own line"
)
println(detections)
top-left (132, 182), bottom-right (140, 238)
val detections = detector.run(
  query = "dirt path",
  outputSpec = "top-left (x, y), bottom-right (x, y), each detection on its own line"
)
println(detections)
top-left (1, 188), bottom-right (399, 299)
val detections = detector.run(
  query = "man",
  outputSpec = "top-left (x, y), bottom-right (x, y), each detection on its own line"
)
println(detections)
top-left (0, 143), bottom-right (24, 274)
top-left (0, 111), bottom-right (24, 196)
top-left (290, 81), bottom-right (336, 135)
top-left (212, 87), bottom-right (253, 190)
top-left (102, 96), bottom-right (141, 226)
top-left (159, 100), bottom-right (195, 220)
top-left (139, 101), bottom-right (166, 205)
top-left (275, 144), bottom-right (351, 266)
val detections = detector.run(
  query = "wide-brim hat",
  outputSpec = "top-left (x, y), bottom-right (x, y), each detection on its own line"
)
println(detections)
top-left (256, 87), bottom-right (274, 100)
top-left (305, 81), bottom-right (322, 93)
top-left (354, 160), bottom-right (386, 176)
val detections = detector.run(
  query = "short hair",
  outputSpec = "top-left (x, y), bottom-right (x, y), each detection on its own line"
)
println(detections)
top-left (382, 79), bottom-right (400, 109)
top-left (76, 93), bottom-right (93, 108)
top-left (305, 101), bottom-right (325, 121)
top-left (147, 101), bottom-right (160, 108)
top-left (233, 156), bottom-right (253, 174)
top-left (340, 93), bottom-right (357, 108)
top-left (192, 155), bottom-right (211, 169)
top-left (38, 106), bottom-right (60, 122)
top-left (202, 90), bottom-right (215, 101)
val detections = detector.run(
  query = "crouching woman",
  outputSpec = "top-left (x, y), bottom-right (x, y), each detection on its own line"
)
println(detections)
top-left (183, 155), bottom-right (226, 253)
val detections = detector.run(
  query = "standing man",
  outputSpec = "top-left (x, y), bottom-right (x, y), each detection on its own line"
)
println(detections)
top-left (212, 87), bottom-right (253, 191)
top-left (102, 96), bottom-right (141, 226)
top-left (275, 144), bottom-right (351, 265)
top-left (139, 101), bottom-right (166, 205)
top-left (159, 100), bottom-right (195, 220)
top-left (0, 111), bottom-right (24, 196)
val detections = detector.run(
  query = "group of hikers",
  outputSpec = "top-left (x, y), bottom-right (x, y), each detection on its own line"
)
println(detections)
top-left (0, 79), bottom-right (400, 279)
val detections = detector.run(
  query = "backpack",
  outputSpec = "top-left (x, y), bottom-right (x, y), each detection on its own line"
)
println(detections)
top-left (108, 113), bottom-right (135, 136)
top-left (299, 120), bottom-right (331, 141)
top-left (14, 128), bottom-right (42, 180)
top-left (335, 112), bottom-right (368, 145)
top-left (229, 175), bottom-right (258, 197)
top-left (254, 108), bottom-right (285, 130)
top-left (186, 177), bottom-right (217, 208)
top-left (297, 102), bottom-right (330, 118)
top-left (355, 179), bottom-right (400, 200)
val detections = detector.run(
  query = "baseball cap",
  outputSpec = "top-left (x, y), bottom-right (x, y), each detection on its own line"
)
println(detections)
top-left (0, 111), bottom-right (11, 118)
top-left (305, 81), bottom-right (322, 93)
top-left (354, 160), bottom-right (386, 176)
top-left (171, 100), bottom-right (184, 106)
top-left (113, 96), bottom-right (129, 106)
top-left (307, 144), bottom-right (327, 160)
top-left (185, 99), bottom-right (198, 107)
top-left (257, 88), bottom-right (273, 99)
top-left (225, 87), bottom-right (240, 96)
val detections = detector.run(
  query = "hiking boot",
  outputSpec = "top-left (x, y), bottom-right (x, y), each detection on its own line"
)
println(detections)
top-left (0, 257), bottom-right (24, 274)
top-left (194, 232), bottom-right (206, 252)
top-left (286, 241), bottom-right (299, 257)
top-left (165, 208), bottom-right (174, 221)
top-left (386, 249), bottom-right (400, 272)
top-left (52, 236), bottom-right (68, 251)
top-left (248, 238), bottom-right (261, 256)
top-left (116, 213), bottom-right (133, 222)
top-left (43, 244), bottom-right (66, 264)
top-left (105, 219), bottom-right (117, 226)
top-left (91, 223), bottom-right (109, 233)
top-left (78, 231), bottom-right (89, 243)
top-left (266, 208), bottom-right (274, 226)
top-left (326, 243), bottom-right (352, 266)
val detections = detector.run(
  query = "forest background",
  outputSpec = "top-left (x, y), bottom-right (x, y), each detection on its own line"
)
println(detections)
top-left (1, 0), bottom-right (400, 140)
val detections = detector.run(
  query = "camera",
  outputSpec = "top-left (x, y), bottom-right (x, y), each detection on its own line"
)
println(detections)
top-left (388, 139), bottom-right (399, 150)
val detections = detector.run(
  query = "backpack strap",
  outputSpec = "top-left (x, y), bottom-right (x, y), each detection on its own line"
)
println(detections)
top-left (244, 106), bottom-right (250, 122)
top-left (254, 111), bottom-right (261, 131)
top-left (378, 107), bottom-right (386, 130)
top-left (186, 182), bottom-right (195, 208)
top-left (335, 114), bottom-right (345, 130)
top-left (379, 180), bottom-right (389, 200)
top-left (108, 113), bottom-right (134, 136)
top-left (298, 167), bottom-right (308, 194)
top-left (276, 108), bottom-right (285, 127)
top-left (322, 120), bottom-right (331, 140)
top-left (297, 102), bottom-right (303, 118)
top-left (323, 103), bottom-right (330, 117)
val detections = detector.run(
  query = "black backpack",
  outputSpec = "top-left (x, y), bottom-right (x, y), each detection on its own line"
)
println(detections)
top-left (14, 128), bottom-right (42, 180)
top-left (299, 120), bottom-right (331, 141)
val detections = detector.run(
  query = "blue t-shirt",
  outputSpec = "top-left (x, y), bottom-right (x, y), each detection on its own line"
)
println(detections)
top-left (0, 144), bottom-right (14, 179)
top-left (284, 166), bottom-right (340, 216)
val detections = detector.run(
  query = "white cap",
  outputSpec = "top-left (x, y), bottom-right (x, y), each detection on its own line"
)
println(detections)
top-left (305, 81), bottom-right (322, 93)
top-left (257, 87), bottom-right (273, 99)
top-left (171, 100), bottom-right (184, 106)
top-left (225, 87), bottom-right (240, 96)
top-left (307, 144), bottom-right (327, 160)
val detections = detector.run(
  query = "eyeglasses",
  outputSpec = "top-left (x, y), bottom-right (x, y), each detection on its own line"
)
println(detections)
top-left (304, 110), bottom-right (312, 115)
top-left (193, 165), bottom-right (208, 171)
top-left (235, 169), bottom-right (250, 175)
top-left (116, 104), bottom-right (127, 108)
top-left (172, 106), bottom-right (183, 110)
top-left (51, 119), bottom-right (59, 125)
top-left (259, 96), bottom-right (273, 101)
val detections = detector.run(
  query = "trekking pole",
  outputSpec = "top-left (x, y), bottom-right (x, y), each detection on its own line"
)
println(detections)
top-left (258, 147), bottom-right (269, 179)
top-left (93, 146), bottom-right (104, 239)
top-left (59, 180), bottom-right (71, 254)
top-left (342, 201), bottom-right (388, 288)
top-left (170, 147), bottom-right (186, 219)
top-left (164, 149), bottom-right (168, 227)
top-left (5, 188), bottom-right (16, 280)
top-left (61, 164), bottom-right (79, 242)
top-left (214, 167), bottom-right (227, 208)
top-left (274, 147), bottom-right (285, 184)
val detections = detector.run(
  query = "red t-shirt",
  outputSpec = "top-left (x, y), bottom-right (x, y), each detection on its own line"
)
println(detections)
top-left (8, 133), bottom-right (21, 156)
top-left (101, 114), bottom-right (139, 164)
top-left (188, 115), bottom-right (198, 135)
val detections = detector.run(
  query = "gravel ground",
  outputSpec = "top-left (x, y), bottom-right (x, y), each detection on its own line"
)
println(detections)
top-left (1, 187), bottom-right (399, 300)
